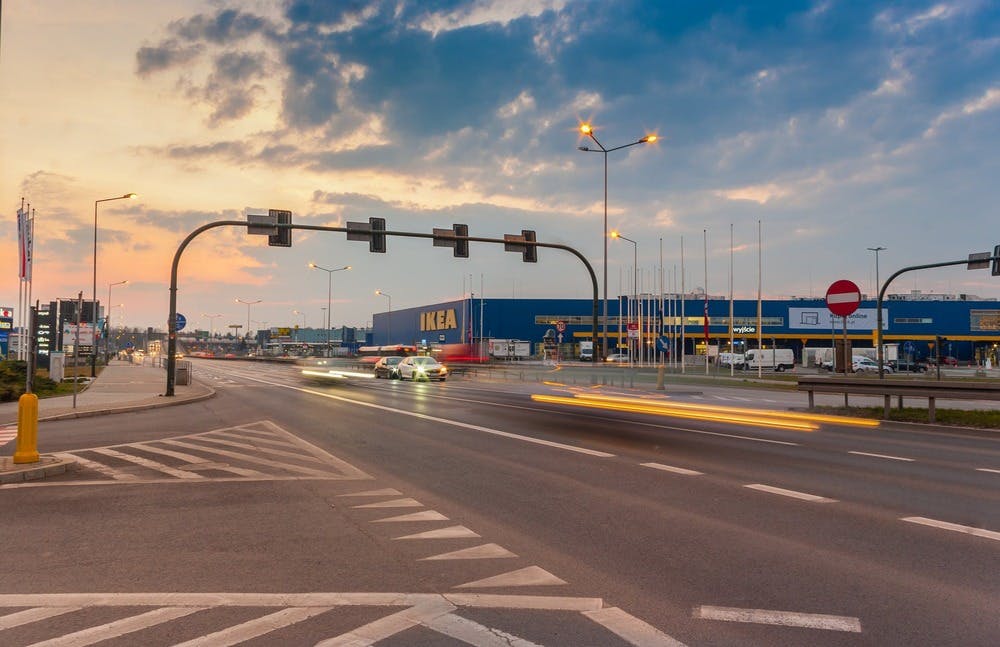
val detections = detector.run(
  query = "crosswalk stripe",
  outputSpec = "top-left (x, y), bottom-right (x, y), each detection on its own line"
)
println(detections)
top-left (315, 599), bottom-right (455, 647)
top-left (172, 606), bottom-right (333, 647)
top-left (56, 453), bottom-right (139, 481)
top-left (424, 612), bottom-right (543, 646)
top-left (29, 606), bottom-right (207, 647)
top-left (131, 443), bottom-right (266, 477)
top-left (0, 606), bottom-right (81, 629)
top-left (158, 439), bottom-right (337, 477)
top-left (191, 435), bottom-right (329, 464)
top-left (90, 448), bottom-right (204, 479)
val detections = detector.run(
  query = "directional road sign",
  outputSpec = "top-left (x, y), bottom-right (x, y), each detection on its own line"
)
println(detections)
top-left (825, 280), bottom-right (861, 317)
top-left (175, 313), bottom-right (187, 332)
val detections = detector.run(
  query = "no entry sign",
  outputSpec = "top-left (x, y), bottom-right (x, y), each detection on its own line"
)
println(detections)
top-left (825, 280), bottom-right (862, 317)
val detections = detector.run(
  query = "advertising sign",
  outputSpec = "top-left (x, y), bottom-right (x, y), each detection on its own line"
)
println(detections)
top-left (789, 308), bottom-right (887, 331)
top-left (63, 323), bottom-right (97, 345)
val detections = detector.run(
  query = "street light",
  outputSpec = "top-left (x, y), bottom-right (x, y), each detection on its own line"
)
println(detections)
top-left (867, 246), bottom-right (886, 300)
top-left (309, 263), bottom-right (351, 357)
top-left (611, 231), bottom-right (638, 365)
top-left (578, 123), bottom-right (656, 360)
top-left (375, 290), bottom-right (392, 343)
top-left (92, 192), bottom-right (136, 375)
top-left (292, 309), bottom-right (307, 341)
top-left (235, 298), bottom-right (262, 349)
top-left (106, 280), bottom-right (128, 361)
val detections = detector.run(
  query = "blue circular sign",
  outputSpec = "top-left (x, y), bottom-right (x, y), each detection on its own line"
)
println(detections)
top-left (176, 313), bottom-right (187, 331)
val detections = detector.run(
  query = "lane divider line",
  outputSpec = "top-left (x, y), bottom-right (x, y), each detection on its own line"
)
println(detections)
top-left (640, 462), bottom-right (703, 476)
top-left (743, 484), bottom-right (838, 503)
top-left (694, 605), bottom-right (862, 633)
top-left (901, 516), bottom-right (1000, 542)
top-left (848, 451), bottom-right (915, 462)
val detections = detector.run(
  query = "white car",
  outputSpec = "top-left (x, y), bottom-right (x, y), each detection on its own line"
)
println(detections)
top-left (605, 353), bottom-right (631, 363)
top-left (853, 356), bottom-right (892, 373)
top-left (397, 356), bottom-right (448, 381)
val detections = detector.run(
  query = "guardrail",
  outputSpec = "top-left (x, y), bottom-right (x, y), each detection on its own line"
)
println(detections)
top-left (797, 376), bottom-right (1000, 422)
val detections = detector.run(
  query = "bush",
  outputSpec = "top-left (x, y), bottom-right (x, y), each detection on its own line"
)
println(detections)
top-left (0, 360), bottom-right (62, 402)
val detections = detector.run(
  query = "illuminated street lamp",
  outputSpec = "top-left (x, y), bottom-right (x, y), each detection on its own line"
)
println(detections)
top-left (106, 280), bottom-right (128, 361)
top-left (202, 313), bottom-right (222, 340)
top-left (577, 124), bottom-right (656, 361)
top-left (611, 231), bottom-right (638, 365)
top-left (92, 192), bottom-right (136, 375)
top-left (309, 263), bottom-right (351, 357)
top-left (375, 290), bottom-right (392, 343)
top-left (235, 298), bottom-right (262, 347)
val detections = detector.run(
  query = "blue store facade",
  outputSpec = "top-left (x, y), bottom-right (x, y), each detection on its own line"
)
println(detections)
top-left (372, 296), bottom-right (1000, 364)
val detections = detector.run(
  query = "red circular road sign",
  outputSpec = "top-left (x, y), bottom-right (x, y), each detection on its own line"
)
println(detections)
top-left (556, 320), bottom-right (566, 332)
top-left (825, 279), bottom-right (862, 317)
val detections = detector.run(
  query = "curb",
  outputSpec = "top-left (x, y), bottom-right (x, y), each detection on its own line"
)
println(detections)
top-left (38, 383), bottom-right (217, 422)
top-left (0, 455), bottom-right (78, 485)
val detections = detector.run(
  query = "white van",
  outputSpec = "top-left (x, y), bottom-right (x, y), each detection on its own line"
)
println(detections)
top-left (744, 348), bottom-right (795, 372)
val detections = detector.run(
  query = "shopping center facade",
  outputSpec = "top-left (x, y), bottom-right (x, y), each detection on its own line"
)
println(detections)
top-left (371, 292), bottom-right (1000, 365)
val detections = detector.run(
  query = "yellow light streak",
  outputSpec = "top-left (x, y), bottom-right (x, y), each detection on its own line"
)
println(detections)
top-left (573, 394), bottom-right (880, 428)
top-left (531, 394), bottom-right (818, 431)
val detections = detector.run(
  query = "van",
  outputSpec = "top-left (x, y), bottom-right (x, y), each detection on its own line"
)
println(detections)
top-left (744, 348), bottom-right (794, 371)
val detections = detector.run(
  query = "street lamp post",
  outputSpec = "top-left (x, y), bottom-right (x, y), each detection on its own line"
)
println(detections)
top-left (611, 231), bottom-right (638, 365)
top-left (235, 298), bottom-right (261, 350)
top-left (578, 124), bottom-right (656, 361)
top-left (292, 309), bottom-right (307, 341)
top-left (868, 246), bottom-right (886, 362)
top-left (309, 263), bottom-right (351, 357)
top-left (92, 192), bottom-right (136, 375)
top-left (375, 290), bottom-right (392, 344)
top-left (202, 313), bottom-right (222, 343)
top-left (106, 280), bottom-right (128, 361)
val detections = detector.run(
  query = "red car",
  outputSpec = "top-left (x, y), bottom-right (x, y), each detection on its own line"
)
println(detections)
top-left (937, 355), bottom-right (959, 366)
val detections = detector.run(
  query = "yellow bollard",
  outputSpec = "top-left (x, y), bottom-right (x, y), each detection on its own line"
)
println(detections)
top-left (13, 393), bottom-right (40, 464)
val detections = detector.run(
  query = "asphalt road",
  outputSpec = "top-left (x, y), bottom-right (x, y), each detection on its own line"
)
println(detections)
top-left (1, 359), bottom-right (997, 646)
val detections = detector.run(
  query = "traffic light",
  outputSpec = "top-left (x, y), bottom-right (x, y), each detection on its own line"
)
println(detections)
top-left (268, 209), bottom-right (292, 247)
top-left (993, 244), bottom-right (1000, 276)
top-left (523, 229), bottom-right (537, 263)
top-left (370, 217), bottom-right (386, 253)
top-left (454, 223), bottom-right (469, 258)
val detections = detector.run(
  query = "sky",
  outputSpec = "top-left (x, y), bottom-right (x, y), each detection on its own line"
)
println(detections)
top-left (2, 0), bottom-right (999, 333)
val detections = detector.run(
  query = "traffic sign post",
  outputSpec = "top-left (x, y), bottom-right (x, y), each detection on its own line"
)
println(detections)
top-left (826, 280), bottom-right (861, 375)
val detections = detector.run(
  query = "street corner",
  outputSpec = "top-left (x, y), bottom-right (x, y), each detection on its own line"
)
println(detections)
top-left (0, 454), bottom-right (78, 485)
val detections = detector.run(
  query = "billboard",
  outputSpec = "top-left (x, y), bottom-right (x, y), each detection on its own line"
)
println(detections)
top-left (788, 307), bottom-right (887, 331)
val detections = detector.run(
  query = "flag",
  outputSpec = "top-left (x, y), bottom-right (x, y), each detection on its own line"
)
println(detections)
top-left (17, 207), bottom-right (27, 279)
top-left (25, 212), bottom-right (34, 282)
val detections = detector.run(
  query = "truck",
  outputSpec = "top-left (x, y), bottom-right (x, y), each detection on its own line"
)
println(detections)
top-left (743, 348), bottom-right (795, 371)
top-left (578, 341), bottom-right (594, 361)
top-left (488, 339), bottom-right (532, 360)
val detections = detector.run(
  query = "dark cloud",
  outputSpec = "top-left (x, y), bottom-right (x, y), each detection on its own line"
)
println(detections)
top-left (136, 40), bottom-right (203, 77)
top-left (171, 8), bottom-right (276, 44)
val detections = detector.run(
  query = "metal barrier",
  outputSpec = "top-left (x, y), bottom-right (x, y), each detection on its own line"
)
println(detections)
top-left (797, 376), bottom-right (1000, 422)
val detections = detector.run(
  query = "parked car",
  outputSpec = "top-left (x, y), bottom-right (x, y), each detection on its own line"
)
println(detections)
top-left (605, 353), bottom-right (631, 363)
top-left (852, 356), bottom-right (882, 373)
top-left (373, 356), bottom-right (404, 379)
top-left (397, 356), bottom-right (448, 381)
top-left (936, 355), bottom-right (959, 366)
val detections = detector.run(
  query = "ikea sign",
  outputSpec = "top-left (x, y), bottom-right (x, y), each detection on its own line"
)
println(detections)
top-left (420, 308), bottom-right (457, 331)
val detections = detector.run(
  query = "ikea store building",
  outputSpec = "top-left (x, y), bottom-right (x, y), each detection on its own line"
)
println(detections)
top-left (371, 292), bottom-right (1000, 365)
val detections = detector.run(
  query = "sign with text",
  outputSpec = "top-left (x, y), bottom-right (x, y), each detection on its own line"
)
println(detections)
top-left (63, 323), bottom-right (97, 345)
top-left (789, 308), bottom-right (887, 331)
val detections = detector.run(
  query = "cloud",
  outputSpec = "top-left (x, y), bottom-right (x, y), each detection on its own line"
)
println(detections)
top-left (136, 40), bottom-right (203, 77)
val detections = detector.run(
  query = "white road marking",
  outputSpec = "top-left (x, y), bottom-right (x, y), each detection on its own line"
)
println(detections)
top-left (395, 525), bottom-right (480, 540)
top-left (131, 443), bottom-right (265, 477)
top-left (55, 453), bottom-right (139, 481)
top-left (186, 434), bottom-right (329, 464)
top-left (420, 543), bottom-right (517, 561)
top-left (976, 467), bottom-right (1000, 475)
top-left (424, 612), bottom-right (543, 647)
top-left (902, 516), bottom-right (1000, 542)
top-left (374, 510), bottom-right (449, 523)
top-left (30, 606), bottom-right (207, 646)
top-left (88, 449), bottom-right (205, 480)
top-left (694, 605), bottom-right (862, 632)
top-left (456, 566), bottom-right (566, 589)
top-left (339, 488), bottom-right (403, 497)
top-left (744, 484), bottom-right (838, 503)
top-left (158, 439), bottom-right (338, 478)
top-left (173, 606), bottom-right (333, 647)
top-left (641, 462), bottom-right (703, 476)
top-left (353, 497), bottom-right (424, 509)
top-left (849, 451), bottom-right (914, 462)
top-left (584, 606), bottom-right (688, 646)
top-left (315, 598), bottom-right (455, 647)
top-left (0, 606), bottom-right (81, 629)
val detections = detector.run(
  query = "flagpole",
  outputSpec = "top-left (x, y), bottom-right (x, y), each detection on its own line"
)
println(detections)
top-left (659, 237), bottom-right (664, 365)
top-left (757, 219), bottom-right (763, 379)
top-left (730, 223), bottom-right (735, 377)
top-left (703, 229), bottom-right (709, 375)
top-left (680, 237), bottom-right (686, 374)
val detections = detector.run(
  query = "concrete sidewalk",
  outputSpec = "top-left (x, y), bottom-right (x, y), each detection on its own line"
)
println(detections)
top-left (1, 359), bottom-right (215, 483)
